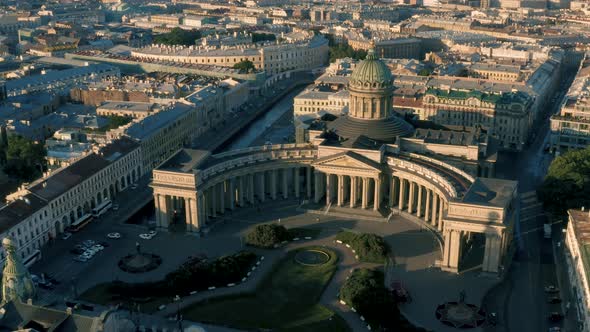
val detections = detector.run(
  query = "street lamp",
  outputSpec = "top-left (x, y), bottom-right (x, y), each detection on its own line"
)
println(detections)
top-left (174, 295), bottom-right (183, 331)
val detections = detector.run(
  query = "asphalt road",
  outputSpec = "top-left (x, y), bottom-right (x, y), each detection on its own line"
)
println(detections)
top-left (484, 71), bottom-right (579, 332)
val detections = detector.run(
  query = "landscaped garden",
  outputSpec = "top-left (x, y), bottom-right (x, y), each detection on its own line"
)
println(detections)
top-left (335, 231), bottom-right (389, 263)
top-left (182, 246), bottom-right (350, 332)
top-left (79, 251), bottom-right (257, 313)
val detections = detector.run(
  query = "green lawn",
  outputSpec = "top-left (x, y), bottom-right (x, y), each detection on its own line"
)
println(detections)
top-left (183, 247), bottom-right (350, 331)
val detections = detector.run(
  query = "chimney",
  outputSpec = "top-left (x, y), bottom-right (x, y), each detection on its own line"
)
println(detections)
top-left (66, 307), bottom-right (73, 315)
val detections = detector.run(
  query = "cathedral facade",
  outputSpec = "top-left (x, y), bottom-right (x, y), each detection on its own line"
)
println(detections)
top-left (151, 48), bottom-right (518, 274)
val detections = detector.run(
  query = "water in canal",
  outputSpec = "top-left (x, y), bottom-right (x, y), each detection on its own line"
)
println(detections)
top-left (225, 87), bottom-right (305, 151)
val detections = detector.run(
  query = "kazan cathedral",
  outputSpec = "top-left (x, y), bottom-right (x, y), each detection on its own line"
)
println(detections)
top-left (151, 47), bottom-right (519, 274)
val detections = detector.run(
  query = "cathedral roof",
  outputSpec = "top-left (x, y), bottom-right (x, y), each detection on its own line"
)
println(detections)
top-left (349, 46), bottom-right (393, 88)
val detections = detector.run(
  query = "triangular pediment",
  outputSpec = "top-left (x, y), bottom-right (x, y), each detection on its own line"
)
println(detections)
top-left (312, 152), bottom-right (382, 172)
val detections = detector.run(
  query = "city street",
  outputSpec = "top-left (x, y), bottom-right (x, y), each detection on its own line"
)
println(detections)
top-left (483, 70), bottom-right (580, 332)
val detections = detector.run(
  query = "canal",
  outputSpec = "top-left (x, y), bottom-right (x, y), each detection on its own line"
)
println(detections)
top-left (224, 87), bottom-right (305, 150)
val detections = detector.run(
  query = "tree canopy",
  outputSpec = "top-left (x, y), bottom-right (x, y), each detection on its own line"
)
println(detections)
top-left (153, 28), bottom-right (202, 46)
top-left (245, 224), bottom-right (289, 248)
top-left (2, 135), bottom-right (46, 181)
top-left (233, 60), bottom-right (256, 72)
top-left (252, 32), bottom-right (276, 43)
top-left (329, 43), bottom-right (367, 63)
top-left (538, 147), bottom-right (590, 215)
top-left (340, 269), bottom-right (427, 331)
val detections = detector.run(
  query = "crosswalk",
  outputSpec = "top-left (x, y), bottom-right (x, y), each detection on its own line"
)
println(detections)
top-left (520, 191), bottom-right (545, 224)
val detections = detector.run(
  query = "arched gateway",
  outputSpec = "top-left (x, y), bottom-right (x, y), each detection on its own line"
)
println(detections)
top-left (150, 47), bottom-right (518, 275)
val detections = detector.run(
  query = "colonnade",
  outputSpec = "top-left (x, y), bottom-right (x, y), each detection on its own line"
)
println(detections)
top-left (389, 176), bottom-right (446, 231)
top-left (154, 166), bottom-right (314, 231)
top-left (314, 172), bottom-right (382, 211)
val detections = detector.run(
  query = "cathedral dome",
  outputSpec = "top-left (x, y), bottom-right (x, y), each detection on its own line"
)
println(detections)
top-left (349, 47), bottom-right (393, 89)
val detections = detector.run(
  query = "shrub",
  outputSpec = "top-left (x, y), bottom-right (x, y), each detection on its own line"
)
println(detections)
top-left (245, 224), bottom-right (289, 248)
top-left (335, 231), bottom-right (389, 263)
top-left (340, 269), bottom-right (427, 331)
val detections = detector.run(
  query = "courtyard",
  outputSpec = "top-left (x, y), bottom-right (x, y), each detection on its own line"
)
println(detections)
top-left (31, 197), bottom-right (499, 331)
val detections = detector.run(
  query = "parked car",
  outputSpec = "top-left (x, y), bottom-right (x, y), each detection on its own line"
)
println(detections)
top-left (112, 204), bottom-right (119, 211)
top-left (131, 184), bottom-right (138, 190)
top-left (61, 232), bottom-right (72, 240)
top-left (545, 285), bottom-right (559, 293)
top-left (547, 297), bottom-right (562, 304)
top-left (107, 232), bottom-right (121, 239)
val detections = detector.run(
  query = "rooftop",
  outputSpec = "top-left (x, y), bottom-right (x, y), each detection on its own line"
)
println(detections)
top-left (462, 178), bottom-right (517, 208)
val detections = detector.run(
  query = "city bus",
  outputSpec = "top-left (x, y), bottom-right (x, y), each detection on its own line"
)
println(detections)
top-left (70, 214), bottom-right (93, 232)
top-left (23, 250), bottom-right (42, 268)
top-left (91, 200), bottom-right (112, 218)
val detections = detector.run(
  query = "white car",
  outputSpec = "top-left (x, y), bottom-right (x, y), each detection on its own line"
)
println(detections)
top-left (92, 245), bottom-right (104, 251)
top-left (139, 233), bottom-right (153, 240)
top-left (148, 230), bottom-right (157, 237)
top-left (107, 232), bottom-right (121, 239)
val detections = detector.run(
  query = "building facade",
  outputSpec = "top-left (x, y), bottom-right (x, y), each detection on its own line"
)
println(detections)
top-left (422, 88), bottom-right (533, 150)
top-left (0, 138), bottom-right (141, 264)
top-left (564, 208), bottom-right (590, 332)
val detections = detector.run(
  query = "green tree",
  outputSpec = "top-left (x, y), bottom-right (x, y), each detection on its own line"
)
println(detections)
top-left (328, 43), bottom-right (367, 63)
top-left (245, 224), bottom-right (289, 248)
top-left (252, 32), bottom-right (276, 43)
top-left (538, 147), bottom-right (590, 215)
top-left (153, 28), bottom-right (202, 46)
top-left (418, 68), bottom-right (432, 76)
top-left (233, 60), bottom-right (256, 72)
top-left (3, 135), bottom-right (46, 181)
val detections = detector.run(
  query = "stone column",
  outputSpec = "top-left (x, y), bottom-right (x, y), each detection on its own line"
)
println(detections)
top-left (155, 193), bottom-right (162, 227)
top-left (417, 185), bottom-right (423, 218)
top-left (248, 174), bottom-right (255, 204)
top-left (158, 194), bottom-right (169, 229)
top-left (197, 194), bottom-right (204, 228)
top-left (306, 167), bottom-right (312, 199)
top-left (389, 176), bottom-right (397, 208)
top-left (337, 175), bottom-right (344, 207)
top-left (270, 170), bottom-right (277, 200)
top-left (258, 172), bottom-right (265, 203)
top-left (438, 199), bottom-right (444, 231)
top-left (218, 182), bottom-right (225, 213)
top-left (282, 169), bottom-right (288, 199)
top-left (373, 177), bottom-right (381, 211)
top-left (326, 173), bottom-right (332, 206)
top-left (185, 197), bottom-right (193, 232)
top-left (398, 178), bottom-right (405, 210)
top-left (210, 188), bottom-right (217, 217)
top-left (314, 171), bottom-right (322, 203)
top-left (431, 194), bottom-right (438, 227)
top-left (189, 196), bottom-right (200, 231)
top-left (238, 176), bottom-right (245, 207)
top-left (294, 168), bottom-right (300, 198)
top-left (442, 229), bottom-right (462, 273)
top-left (407, 181), bottom-right (414, 213)
top-left (424, 189), bottom-right (431, 223)
top-left (350, 176), bottom-right (357, 208)
top-left (482, 233), bottom-right (502, 273)
top-left (361, 177), bottom-right (368, 209)
top-left (229, 178), bottom-right (235, 210)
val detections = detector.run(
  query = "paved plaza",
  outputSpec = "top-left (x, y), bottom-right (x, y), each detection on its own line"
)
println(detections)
top-left (30, 194), bottom-right (502, 331)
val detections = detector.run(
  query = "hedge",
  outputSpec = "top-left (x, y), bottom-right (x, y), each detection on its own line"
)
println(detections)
top-left (109, 251), bottom-right (257, 298)
top-left (335, 231), bottom-right (389, 263)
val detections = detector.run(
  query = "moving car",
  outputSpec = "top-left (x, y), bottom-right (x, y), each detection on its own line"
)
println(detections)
top-left (107, 232), bottom-right (121, 239)
top-left (545, 285), bottom-right (559, 293)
